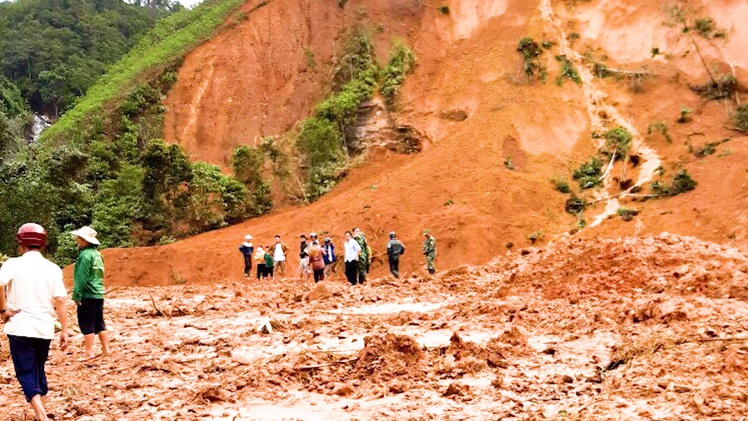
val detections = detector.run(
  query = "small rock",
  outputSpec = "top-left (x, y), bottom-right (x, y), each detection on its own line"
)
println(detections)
top-left (562, 375), bottom-right (574, 384)
top-left (388, 381), bottom-right (406, 394)
top-left (586, 374), bottom-right (603, 383)
top-left (542, 347), bottom-right (556, 356)
top-left (308, 283), bottom-right (333, 302)
top-left (443, 382), bottom-right (464, 396)
top-left (333, 383), bottom-right (354, 397)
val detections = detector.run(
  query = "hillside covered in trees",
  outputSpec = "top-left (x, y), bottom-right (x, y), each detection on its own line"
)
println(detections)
top-left (0, 0), bottom-right (268, 262)
top-left (0, 0), bottom-right (180, 116)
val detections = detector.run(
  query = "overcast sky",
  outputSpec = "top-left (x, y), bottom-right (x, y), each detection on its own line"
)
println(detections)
top-left (178, 0), bottom-right (203, 8)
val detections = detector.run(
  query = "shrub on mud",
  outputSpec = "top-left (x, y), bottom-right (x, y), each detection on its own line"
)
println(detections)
top-left (733, 104), bottom-right (748, 132)
top-left (572, 157), bottom-right (603, 189)
top-left (551, 177), bottom-right (572, 194)
top-left (565, 195), bottom-right (588, 215)
top-left (555, 55), bottom-right (581, 86)
top-left (691, 74), bottom-right (738, 100)
top-left (650, 169), bottom-right (697, 197)
top-left (647, 121), bottom-right (671, 143)
top-left (617, 207), bottom-right (640, 221)
top-left (380, 41), bottom-right (416, 107)
top-left (517, 37), bottom-right (547, 83)
top-left (603, 126), bottom-right (633, 157)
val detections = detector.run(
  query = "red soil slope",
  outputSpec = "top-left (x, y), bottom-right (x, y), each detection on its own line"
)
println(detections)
top-left (98, 0), bottom-right (747, 287)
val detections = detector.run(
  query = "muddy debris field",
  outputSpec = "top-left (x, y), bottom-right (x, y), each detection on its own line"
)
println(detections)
top-left (2, 234), bottom-right (748, 420)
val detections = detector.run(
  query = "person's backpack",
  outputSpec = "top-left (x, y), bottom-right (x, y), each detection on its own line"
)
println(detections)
top-left (389, 240), bottom-right (405, 256)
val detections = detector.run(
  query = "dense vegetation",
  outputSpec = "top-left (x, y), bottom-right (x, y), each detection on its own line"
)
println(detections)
top-left (0, 0), bottom-right (180, 116)
top-left (296, 28), bottom-right (379, 201)
top-left (0, 0), bottom-right (261, 262)
top-left (297, 30), bottom-right (416, 201)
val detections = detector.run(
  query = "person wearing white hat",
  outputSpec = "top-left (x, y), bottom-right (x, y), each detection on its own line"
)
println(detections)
top-left (70, 226), bottom-right (110, 361)
top-left (238, 235), bottom-right (254, 278)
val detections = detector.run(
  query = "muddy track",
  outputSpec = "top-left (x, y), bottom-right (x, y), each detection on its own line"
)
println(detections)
top-left (3, 234), bottom-right (748, 420)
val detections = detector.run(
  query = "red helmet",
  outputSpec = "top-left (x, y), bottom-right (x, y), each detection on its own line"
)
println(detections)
top-left (16, 223), bottom-right (48, 248)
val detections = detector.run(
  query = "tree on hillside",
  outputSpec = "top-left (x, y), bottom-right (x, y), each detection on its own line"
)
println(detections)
top-left (0, 0), bottom-right (180, 116)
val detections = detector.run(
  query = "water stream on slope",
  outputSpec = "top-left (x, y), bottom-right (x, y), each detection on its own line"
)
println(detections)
top-left (29, 113), bottom-right (52, 143)
top-left (538, 0), bottom-right (662, 228)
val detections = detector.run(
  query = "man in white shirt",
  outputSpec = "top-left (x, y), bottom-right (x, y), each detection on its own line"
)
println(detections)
top-left (0, 223), bottom-right (68, 421)
top-left (343, 231), bottom-right (362, 286)
top-left (273, 235), bottom-right (289, 278)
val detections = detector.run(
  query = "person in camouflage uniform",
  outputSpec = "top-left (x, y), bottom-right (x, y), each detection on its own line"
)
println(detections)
top-left (422, 229), bottom-right (436, 274)
top-left (353, 228), bottom-right (369, 284)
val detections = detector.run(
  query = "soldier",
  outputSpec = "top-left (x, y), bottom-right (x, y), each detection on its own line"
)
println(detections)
top-left (422, 229), bottom-right (436, 274)
top-left (352, 228), bottom-right (370, 284)
top-left (386, 232), bottom-right (405, 278)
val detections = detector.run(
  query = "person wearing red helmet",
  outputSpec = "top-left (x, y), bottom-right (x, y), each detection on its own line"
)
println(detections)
top-left (0, 223), bottom-right (68, 421)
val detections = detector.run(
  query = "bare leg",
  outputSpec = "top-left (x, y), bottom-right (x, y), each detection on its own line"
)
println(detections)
top-left (98, 331), bottom-right (110, 356)
top-left (78, 334), bottom-right (96, 361)
top-left (30, 395), bottom-right (48, 421)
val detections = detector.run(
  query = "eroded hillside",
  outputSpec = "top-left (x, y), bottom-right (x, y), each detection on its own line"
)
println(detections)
top-left (104, 0), bottom-right (747, 286)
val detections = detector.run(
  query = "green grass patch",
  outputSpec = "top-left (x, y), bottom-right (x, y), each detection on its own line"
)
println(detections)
top-left (42, 0), bottom-right (249, 142)
top-left (555, 55), bottom-right (581, 86)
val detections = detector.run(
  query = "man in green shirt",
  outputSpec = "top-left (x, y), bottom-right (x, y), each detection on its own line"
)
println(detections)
top-left (71, 226), bottom-right (110, 361)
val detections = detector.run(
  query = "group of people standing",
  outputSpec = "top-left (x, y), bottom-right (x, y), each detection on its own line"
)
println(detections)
top-left (239, 228), bottom-right (438, 285)
top-left (0, 223), bottom-right (110, 421)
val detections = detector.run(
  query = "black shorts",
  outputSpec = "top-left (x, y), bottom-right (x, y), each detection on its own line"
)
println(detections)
top-left (77, 298), bottom-right (106, 335)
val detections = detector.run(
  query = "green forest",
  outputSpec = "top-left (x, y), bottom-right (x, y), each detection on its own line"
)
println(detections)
top-left (0, 0), bottom-right (271, 263)
top-left (0, 0), bottom-right (181, 116)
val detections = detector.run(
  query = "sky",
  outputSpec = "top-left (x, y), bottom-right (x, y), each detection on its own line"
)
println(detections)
top-left (177, 0), bottom-right (203, 8)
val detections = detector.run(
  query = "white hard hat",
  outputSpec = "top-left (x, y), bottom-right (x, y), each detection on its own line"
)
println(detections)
top-left (245, 235), bottom-right (252, 241)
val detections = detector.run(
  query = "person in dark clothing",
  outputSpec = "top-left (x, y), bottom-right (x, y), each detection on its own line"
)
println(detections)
top-left (323, 237), bottom-right (337, 278)
top-left (298, 234), bottom-right (310, 281)
top-left (386, 231), bottom-right (405, 278)
top-left (238, 235), bottom-right (254, 277)
top-left (263, 246), bottom-right (275, 281)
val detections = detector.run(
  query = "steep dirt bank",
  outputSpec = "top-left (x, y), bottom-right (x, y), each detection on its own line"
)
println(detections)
top-left (102, 0), bottom-right (748, 287)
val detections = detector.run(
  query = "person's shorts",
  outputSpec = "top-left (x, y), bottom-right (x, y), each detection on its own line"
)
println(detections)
top-left (299, 257), bottom-right (310, 273)
top-left (265, 266), bottom-right (274, 277)
top-left (77, 298), bottom-right (106, 335)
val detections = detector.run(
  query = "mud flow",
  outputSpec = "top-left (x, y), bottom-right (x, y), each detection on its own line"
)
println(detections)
top-left (2, 234), bottom-right (747, 420)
